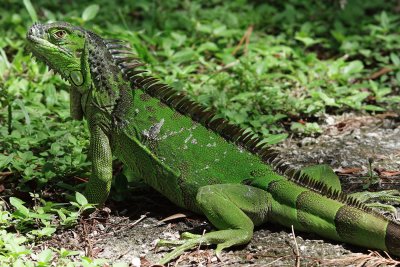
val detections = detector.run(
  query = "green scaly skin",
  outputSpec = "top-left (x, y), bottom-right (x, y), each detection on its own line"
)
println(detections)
top-left (26, 22), bottom-right (400, 264)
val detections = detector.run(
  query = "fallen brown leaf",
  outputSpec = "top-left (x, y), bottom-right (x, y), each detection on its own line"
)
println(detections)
top-left (335, 167), bottom-right (363, 175)
top-left (375, 169), bottom-right (400, 177)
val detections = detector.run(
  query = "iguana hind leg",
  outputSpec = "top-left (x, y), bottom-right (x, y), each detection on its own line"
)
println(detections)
top-left (304, 165), bottom-right (400, 218)
top-left (349, 190), bottom-right (400, 219)
top-left (158, 184), bottom-right (271, 264)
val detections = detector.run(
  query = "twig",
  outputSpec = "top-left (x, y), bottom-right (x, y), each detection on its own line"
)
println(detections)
top-left (232, 25), bottom-right (253, 55)
top-left (82, 218), bottom-right (93, 257)
top-left (264, 255), bottom-right (292, 266)
top-left (73, 176), bottom-right (88, 183)
top-left (196, 229), bottom-right (206, 259)
top-left (0, 171), bottom-right (13, 180)
top-left (319, 250), bottom-right (400, 266)
top-left (175, 253), bottom-right (185, 267)
top-left (291, 225), bottom-right (300, 267)
top-left (368, 67), bottom-right (393, 80)
top-left (217, 60), bottom-right (240, 73)
top-left (197, 229), bottom-right (206, 253)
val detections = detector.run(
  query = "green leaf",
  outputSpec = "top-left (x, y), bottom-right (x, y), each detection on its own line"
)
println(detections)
top-left (390, 53), bottom-right (400, 67)
top-left (341, 60), bottom-right (364, 77)
top-left (380, 11), bottom-right (389, 29)
top-left (295, 36), bottom-right (320, 47)
top-left (0, 154), bottom-right (13, 170)
top-left (75, 192), bottom-right (88, 206)
top-left (263, 133), bottom-right (288, 145)
top-left (38, 249), bottom-right (53, 263)
top-left (28, 212), bottom-right (52, 220)
top-left (12, 259), bottom-right (26, 267)
top-left (82, 4), bottom-right (100, 21)
top-left (197, 42), bottom-right (219, 52)
top-left (59, 248), bottom-right (80, 258)
top-left (23, 0), bottom-right (38, 22)
top-left (56, 209), bottom-right (67, 221)
top-left (39, 227), bottom-right (56, 236)
top-left (14, 99), bottom-right (31, 125)
top-left (314, 91), bottom-right (337, 106)
top-left (10, 197), bottom-right (30, 217)
top-left (362, 105), bottom-right (385, 112)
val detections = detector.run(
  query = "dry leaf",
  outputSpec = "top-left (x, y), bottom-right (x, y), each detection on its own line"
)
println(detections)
top-left (335, 167), bottom-right (363, 175)
top-left (376, 169), bottom-right (400, 177)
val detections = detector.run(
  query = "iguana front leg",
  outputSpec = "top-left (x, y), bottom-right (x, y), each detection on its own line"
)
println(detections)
top-left (159, 184), bottom-right (271, 264)
top-left (84, 123), bottom-right (113, 204)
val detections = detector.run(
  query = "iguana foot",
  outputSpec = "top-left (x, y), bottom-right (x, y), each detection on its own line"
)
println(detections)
top-left (350, 190), bottom-right (400, 219)
top-left (158, 229), bottom-right (251, 264)
top-left (157, 232), bottom-right (201, 247)
top-left (158, 232), bottom-right (208, 264)
top-left (157, 184), bottom-right (271, 265)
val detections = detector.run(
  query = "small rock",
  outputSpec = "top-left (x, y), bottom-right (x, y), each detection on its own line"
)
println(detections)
top-left (325, 116), bottom-right (336, 126)
top-left (102, 207), bottom-right (111, 213)
top-left (300, 137), bottom-right (316, 146)
top-left (131, 257), bottom-right (141, 267)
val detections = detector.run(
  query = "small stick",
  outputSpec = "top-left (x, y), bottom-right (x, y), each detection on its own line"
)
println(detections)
top-left (232, 25), bottom-right (254, 55)
top-left (368, 67), bottom-right (392, 80)
top-left (291, 225), bottom-right (301, 267)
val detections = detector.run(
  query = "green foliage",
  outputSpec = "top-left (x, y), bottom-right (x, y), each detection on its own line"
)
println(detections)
top-left (4, 192), bottom-right (93, 234)
top-left (0, 230), bottom-right (122, 266)
top-left (0, 193), bottom-right (97, 266)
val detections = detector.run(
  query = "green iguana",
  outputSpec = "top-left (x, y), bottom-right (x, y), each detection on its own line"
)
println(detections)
top-left (26, 22), bottom-right (400, 264)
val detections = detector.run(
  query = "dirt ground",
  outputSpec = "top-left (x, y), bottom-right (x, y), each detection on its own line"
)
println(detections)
top-left (42, 113), bottom-right (400, 266)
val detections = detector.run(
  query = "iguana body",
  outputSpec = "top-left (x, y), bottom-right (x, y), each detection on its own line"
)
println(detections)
top-left (27, 22), bottom-right (400, 264)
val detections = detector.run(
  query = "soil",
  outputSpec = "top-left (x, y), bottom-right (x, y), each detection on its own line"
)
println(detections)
top-left (41, 113), bottom-right (400, 266)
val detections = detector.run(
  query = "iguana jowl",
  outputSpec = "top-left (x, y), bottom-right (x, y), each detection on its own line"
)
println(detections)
top-left (26, 22), bottom-right (400, 263)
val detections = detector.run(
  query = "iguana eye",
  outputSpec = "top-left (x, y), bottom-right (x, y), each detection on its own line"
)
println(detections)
top-left (53, 30), bottom-right (67, 39)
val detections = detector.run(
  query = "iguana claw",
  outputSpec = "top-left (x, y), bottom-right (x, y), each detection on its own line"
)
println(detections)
top-left (157, 232), bottom-right (202, 247)
top-left (158, 233), bottom-right (208, 265)
top-left (350, 189), bottom-right (400, 219)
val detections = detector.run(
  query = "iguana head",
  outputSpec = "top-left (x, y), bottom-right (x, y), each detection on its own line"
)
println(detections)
top-left (26, 22), bottom-right (88, 87)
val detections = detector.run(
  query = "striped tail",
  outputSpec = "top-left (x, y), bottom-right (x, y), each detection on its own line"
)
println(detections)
top-left (267, 179), bottom-right (400, 256)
